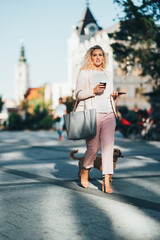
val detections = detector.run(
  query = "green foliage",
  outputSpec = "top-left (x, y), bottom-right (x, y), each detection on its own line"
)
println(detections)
top-left (8, 112), bottom-right (24, 130)
top-left (110, 0), bottom-right (160, 85)
top-left (24, 103), bottom-right (53, 130)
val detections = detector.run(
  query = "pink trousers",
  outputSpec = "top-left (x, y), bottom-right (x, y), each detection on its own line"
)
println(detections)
top-left (83, 112), bottom-right (116, 175)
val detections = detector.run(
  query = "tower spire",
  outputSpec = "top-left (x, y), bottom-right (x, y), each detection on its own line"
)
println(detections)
top-left (19, 39), bottom-right (26, 63)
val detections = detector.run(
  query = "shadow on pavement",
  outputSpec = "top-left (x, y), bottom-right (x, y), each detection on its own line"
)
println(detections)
top-left (0, 131), bottom-right (160, 239)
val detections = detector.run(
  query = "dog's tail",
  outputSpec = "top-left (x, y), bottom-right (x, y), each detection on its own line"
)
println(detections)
top-left (69, 150), bottom-right (82, 160)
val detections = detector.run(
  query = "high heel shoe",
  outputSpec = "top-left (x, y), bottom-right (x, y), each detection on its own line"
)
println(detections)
top-left (102, 175), bottom-right (113, 194)
top-left (81, 168), bottom-right (89, 188)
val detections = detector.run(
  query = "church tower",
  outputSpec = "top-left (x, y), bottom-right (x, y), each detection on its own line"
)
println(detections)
top-left (15, 42), bottom-right (29, 104)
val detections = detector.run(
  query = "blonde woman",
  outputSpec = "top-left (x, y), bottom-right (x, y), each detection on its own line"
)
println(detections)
top-left (75, 45), bottom-right (118, 193)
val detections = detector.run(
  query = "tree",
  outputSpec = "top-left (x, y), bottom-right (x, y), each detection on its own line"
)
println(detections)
top-left (109, 0), bottom-right (160, 87)
top-left (21, 86), bottom-right (53, 130)
top-left (8, 112), bottom-right (23, 130)
top-left (24, 103), bottom-right (53, 130)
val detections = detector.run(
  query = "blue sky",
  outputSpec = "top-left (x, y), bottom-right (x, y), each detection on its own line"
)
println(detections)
top-left (0, 0), bottom-right (121, 100)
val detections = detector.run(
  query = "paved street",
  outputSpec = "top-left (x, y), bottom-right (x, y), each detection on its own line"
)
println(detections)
top-left (0, 131), bottom-right (160, 240)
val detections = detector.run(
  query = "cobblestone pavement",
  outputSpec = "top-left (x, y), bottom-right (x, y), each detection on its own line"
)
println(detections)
top-left (0, 131), bottom-right (160, 240)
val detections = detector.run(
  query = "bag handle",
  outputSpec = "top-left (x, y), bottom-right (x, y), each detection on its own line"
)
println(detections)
top-left (73, 90), bottom-right (81, 112)
top-left (110, 95), bottom-right (118, 118)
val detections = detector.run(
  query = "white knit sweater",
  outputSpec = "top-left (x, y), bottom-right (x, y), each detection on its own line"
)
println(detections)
top-left (75, 69), bottom-right (113, 112)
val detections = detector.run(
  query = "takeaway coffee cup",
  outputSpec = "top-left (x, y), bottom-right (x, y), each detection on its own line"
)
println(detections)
top-left (100, 81), bottom-right (106, 89)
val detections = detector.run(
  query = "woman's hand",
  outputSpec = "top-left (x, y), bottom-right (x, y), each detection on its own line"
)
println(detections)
top-left (112, 90), bottom-right (118, 100)
top-left (93, 84), bottom-right (105, 95)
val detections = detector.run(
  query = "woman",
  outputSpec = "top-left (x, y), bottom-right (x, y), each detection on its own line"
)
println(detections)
top-left (75, 45), bottom-right (118, 194)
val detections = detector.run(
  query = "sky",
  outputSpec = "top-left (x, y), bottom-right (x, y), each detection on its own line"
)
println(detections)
top-left (0, 0), bottom-right (122, 100)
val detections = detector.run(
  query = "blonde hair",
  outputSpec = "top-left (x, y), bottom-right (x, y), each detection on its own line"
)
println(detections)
top-left (81, 45), bottom-right (107, 70)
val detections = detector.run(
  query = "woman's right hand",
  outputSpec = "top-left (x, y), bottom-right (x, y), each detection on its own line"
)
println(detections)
top-left (93, 84), bottom-right (105, 95)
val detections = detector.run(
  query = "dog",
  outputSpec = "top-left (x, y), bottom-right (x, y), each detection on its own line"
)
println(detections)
top-left (70, 148), bottom-right (123, 182)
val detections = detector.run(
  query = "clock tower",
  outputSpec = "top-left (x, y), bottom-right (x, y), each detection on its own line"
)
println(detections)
top-left (15, 42), bottom-right (30, 104)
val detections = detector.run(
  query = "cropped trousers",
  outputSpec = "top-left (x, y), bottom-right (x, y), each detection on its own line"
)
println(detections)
top-left (83, 112), bottom-right (116, 175)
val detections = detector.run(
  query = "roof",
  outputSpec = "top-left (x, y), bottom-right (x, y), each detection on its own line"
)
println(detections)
top-left (25, 88), bottom-right (43, 100)
top-left (77, 5), bottom-right (102, 35)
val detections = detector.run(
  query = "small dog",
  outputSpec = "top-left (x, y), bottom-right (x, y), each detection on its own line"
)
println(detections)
top-left (70, 148), bottom-right (123, 182)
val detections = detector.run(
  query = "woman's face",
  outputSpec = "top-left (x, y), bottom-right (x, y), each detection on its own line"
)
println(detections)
top-left (91, 49), bottom-right (104, 67)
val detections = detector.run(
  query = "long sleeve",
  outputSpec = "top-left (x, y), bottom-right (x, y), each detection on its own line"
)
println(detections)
top-left (75, 70), bottom-right (95, 100)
